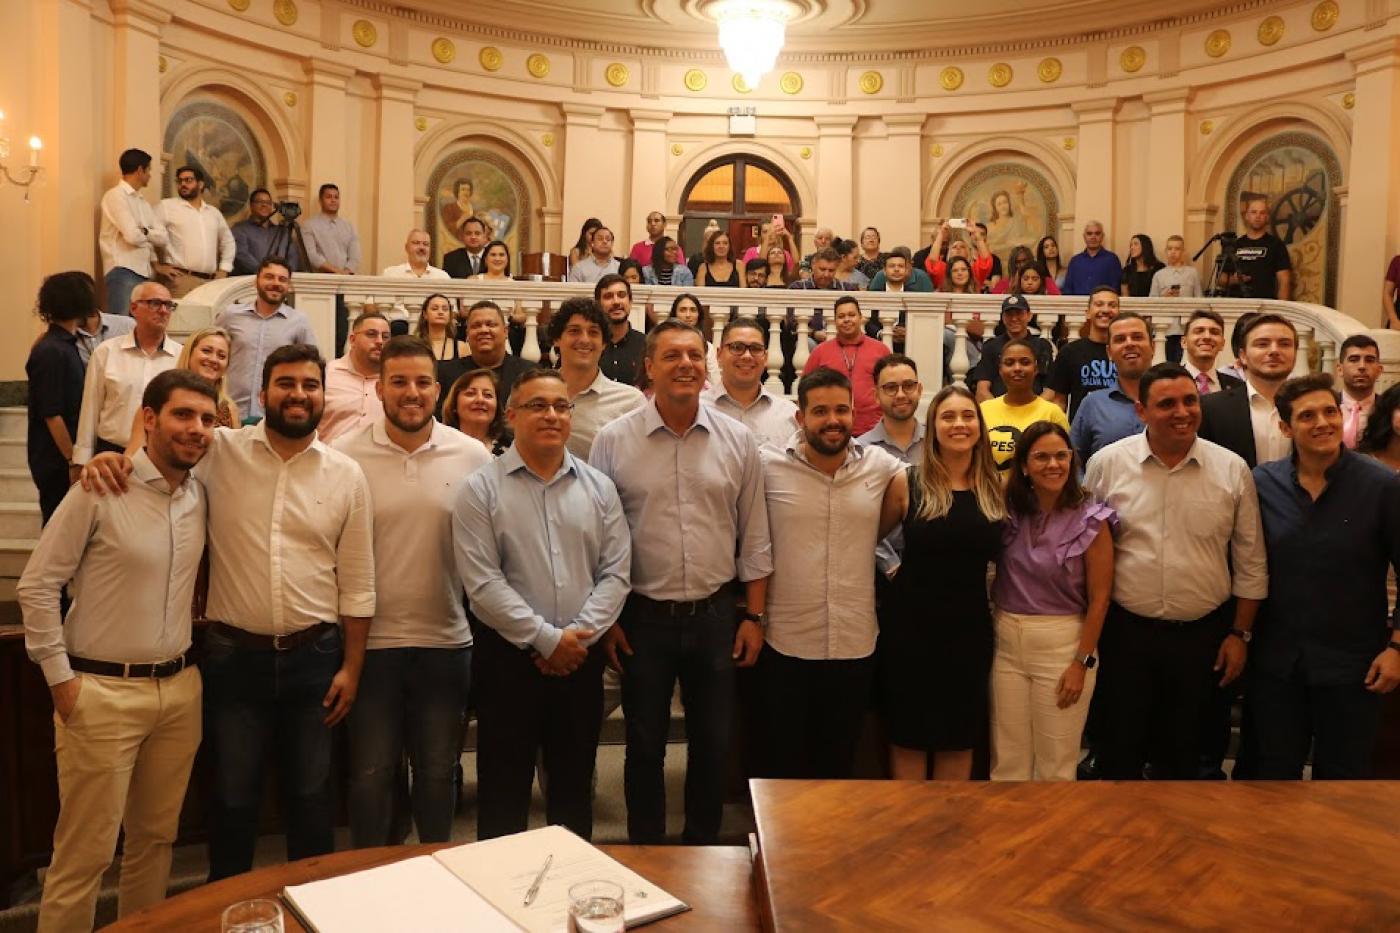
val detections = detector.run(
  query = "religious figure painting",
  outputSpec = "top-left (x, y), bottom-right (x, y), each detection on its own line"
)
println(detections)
top-left (427, 148), bottom-right (530, 264)
top-left (162, 100), bottom-right (266, 222)
top-left (949, 162), bottom-right (1060, 266)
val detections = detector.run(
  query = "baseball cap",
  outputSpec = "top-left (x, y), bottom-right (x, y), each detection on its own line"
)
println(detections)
top-left (1000, 294), bottom-right (1031, 316)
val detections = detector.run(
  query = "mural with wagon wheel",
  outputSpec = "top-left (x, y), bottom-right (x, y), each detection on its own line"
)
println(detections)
top-left (1225, 132), bottom-right (1341, 308)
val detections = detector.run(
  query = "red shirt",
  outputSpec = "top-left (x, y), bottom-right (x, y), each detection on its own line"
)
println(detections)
top-left (802, 335), bottom-right (892, 436)
top-left (927, 253), bottom-right (994, 290)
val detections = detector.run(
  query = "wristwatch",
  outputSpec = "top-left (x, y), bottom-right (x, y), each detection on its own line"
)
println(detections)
top-left (1228, 628), bottom-right (1253, 644)
top-left (1076, 653), bottom-right (1097, 669)
top-left (742, 610), bottom-right (766, 627)
top-left (1387, 640), bottom-right (1400, 655)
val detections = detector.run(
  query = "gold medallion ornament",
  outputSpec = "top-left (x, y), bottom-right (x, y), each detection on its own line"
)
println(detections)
top-left (432, 38), bottom-right (456, 64)
top-left (684, 69), bottom-right (707, 92)
top-left (1120, 46), bottom-right (1146, 73)
top-left (988, 63), bottom-right (1012, 88)
top-left (543, 132), bottom-right (555, 147)
top-left (780, 72), bottom-right (803, 95)
top-left (1342, 92), bottom-right (1355, 110)
top-left (672, 143), bottom-right (684, 156)
top-left (1258, 16), bottom-right (1285, 46)
top-left (1200, 120), bottom-right (1214, 135)
top-left (732, 73), bottom-right (752, 94)
top-left (415, 116), bottom-right (428, 131)
top-left (478, 47), bottom-right (502, 71)
top-left (799, 146), bottom-right (811, 159)
top-left (930, 143), bottom-right (944, 157)
top-left (605, 63), bottom-right (629, 87)
top-left (1037, 58), bottom-right (1062, 83)
top-left (939, 67), bottom-right (964, 91)
top-left (228, 0), bottom-right (249, 11)
top-left (858, 71), bottom-right (883, 94)
top-left (526, 54), bottom-right (550, 79)
top-left (352, 20), bottom-right (377, 48)
top-left (273, 0), bottom-right (297, 26)
top-left (283, 92), bottom-right (297, 107)
top-left (158, 56), bottom-right (168, 74)
top-left (1063, 137), bottom-right (1075, 150)
top-left (1311, 0), bottom-right (1339, 31)
top-left (1205, 30), bottom-right (1231, 58)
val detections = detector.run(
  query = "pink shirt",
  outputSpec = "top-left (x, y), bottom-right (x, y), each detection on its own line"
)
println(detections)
top-left (628, 239), bottom-right (685, 268)
top-left (320, 355), bottom-right (383, 444)
top-left (802, 336), bottom-right (892, 436)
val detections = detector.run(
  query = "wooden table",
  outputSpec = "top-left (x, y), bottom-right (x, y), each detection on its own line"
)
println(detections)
top-left (751, 779), bottom-right (1400, 930)
top-left (109, 843), bottom-right (757, 931)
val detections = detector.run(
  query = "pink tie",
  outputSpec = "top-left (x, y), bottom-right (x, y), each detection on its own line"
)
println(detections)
top-left (1196, 371), bottom-right (1212, 396)
top-left (1344, 403), bottom-right (1362, 449)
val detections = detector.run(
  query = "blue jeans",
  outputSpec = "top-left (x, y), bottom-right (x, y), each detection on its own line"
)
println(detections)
top-left (347, 646), bottom-right (471, 847)
top-left (104, 266), bottom-right (146, 316)
top-left (621, 591), bottom-right (736, 845)
top-left (202, 624), bottom-right (343, 881)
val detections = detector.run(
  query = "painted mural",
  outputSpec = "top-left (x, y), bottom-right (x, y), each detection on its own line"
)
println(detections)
top-left (426, 148), bottom-right (531, 264)
top-left (950, 162), bottom-right (1060, 266)
top-left (162, 100), bottom-right (266, 222)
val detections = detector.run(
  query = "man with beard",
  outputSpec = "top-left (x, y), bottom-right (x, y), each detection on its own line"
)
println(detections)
top-left (443, 216), bottom-right (489, 279)
top-left (334, 336), bottom-right (491, 847)
top-left (703, 316), bottom-right (798, 452)
top-left (320, 311), bottom-right (389, 444)
top-left (755, 368), bottom-right (905, 779)
top-left (1336, 334), bottom-right (1381, 449)
top-left (627, 211), bottom-right (685, 268)
top-left (595, 274), bottom-right (645, 387)
top-left (83, 342), bottom-right (375, 879)
top-left (232, 188), bottom-right (303, 275)
top-left (801, 296), bottom-right (891, 436)
top-left (20, 371), bottom-right (216, 930)
top-left (216, 257), bottom-right (319, 421)
top-left (437, 300), bottom-right (533, 415)
top-left (153, 165), bottom-right (235, 298)
top-left (1070, 312), bottom-right (1151, 466)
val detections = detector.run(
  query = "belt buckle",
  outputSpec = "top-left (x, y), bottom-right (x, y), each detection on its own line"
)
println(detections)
top-left (272, 633), bottom-right (286, 650)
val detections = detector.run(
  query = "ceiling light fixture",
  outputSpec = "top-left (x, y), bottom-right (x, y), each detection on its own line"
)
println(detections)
top-left (711, 0), bottom-right (795, 90)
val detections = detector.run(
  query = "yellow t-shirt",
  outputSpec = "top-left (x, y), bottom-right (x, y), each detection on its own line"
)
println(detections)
top-left (980, 395), bottom-right (1071, 470)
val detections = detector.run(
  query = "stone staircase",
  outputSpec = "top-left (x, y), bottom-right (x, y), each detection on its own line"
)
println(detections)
top-left (0, 408), bottom-right (40, 601)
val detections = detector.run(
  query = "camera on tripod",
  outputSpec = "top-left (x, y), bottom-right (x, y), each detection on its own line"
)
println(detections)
top-left (1195, 230), bottom-right (1248, 299)
top-left (274, 201), bottom-right (301, 222)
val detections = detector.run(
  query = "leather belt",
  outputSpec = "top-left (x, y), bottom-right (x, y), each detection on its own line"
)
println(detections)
top-left (209, 620), bottom-right (337, 651)
top-left (632, 591), bottom-right (722, 618)
top-left (69, 652), bottom-right (191, 679)
top-left (171, 267), bottom-right (216, 280)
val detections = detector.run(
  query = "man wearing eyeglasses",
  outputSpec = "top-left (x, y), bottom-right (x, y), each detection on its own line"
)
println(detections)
top-left (454, 369), bottom-right (631, 840)
top-left (231, 188), bottom-right (304, 276)
top-left (702, 315), bottom-right (798, 451)
top-left (73, 282), bottom-right (182, 463)
top-left (859, 354), bottom-right (924, 581)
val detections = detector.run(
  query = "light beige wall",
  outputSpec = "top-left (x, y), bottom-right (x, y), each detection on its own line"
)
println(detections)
top-left (3, 0), bottom-right (1399, 380)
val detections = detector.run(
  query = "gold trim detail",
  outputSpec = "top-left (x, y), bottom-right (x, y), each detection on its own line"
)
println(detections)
top-left (799, 146), bottom-right (811, 159)
top-left (1258, 15), bottom-right (1285, 46)
top-left (228, 0), bottom-right (249, 11)
top-left (988, 63), bottom-right (1013, 88)
top-left (780, 72), bottom-right (803, 95)
top-left (859, 71), bottom-right (883, 94)
top-left (1205, 29), bottom-right (1231, 58)
top-left (684, 69), bottom-right (707, 92)
top-left (1341, 92), bottom-right (1355, 110)
top-left (543, 132), bottom-right (556, 147)
top-left (672, 143), bottom-right (684, 156)
top-left (432, 38), bottom-right (456, 64)
top-left (415, 116), bottom-right (429, 131)
top-left (1200, 119), bottom-right (1215, 134)
top-left (526, 53), bottom-right (550, 78)
top-left (158, 56), bottom-right (168, 74)
top-left (732, 73), bottom-right (752, 94)
top-left (273, 0), bottom-right (297, 27)
top-left (1311, 0), bottom-right (1339, 31)
top-left (939, 67), bottom-right (963, 91)
top-left (605, 63), bottom-right (629, 87)
top-left (352, 20), bottom-right (377, 48)
top-left (1037, 58), bottom-right (1062, 83)
top-left (478, 46), bottom-right (502, 71)
top-left (1063, 137), bottom-right (1076, 150)
top-left (1120, 46), bottom-right (1146, 73)
top-left (283, 92), bottom-right (297, 107)
top-left (930, 143), bottom-right (944, 157)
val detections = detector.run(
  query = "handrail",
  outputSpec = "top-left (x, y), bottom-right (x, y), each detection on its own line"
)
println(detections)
top-left (176, 275), bottom-right (1400, 393)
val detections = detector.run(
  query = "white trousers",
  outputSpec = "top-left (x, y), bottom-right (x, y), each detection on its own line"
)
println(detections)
top-left (990, 609), bottom-right (1095, 781)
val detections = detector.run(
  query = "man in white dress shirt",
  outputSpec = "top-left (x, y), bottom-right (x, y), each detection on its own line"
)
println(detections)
top-left (702, 316), bottom-right (799, 451)
top-left (381, 229), bottom-right (450, 335)
top-left (153, 165), bottom-right (235, 298)
top-left (20, 370), bottom-right (217, 931)
top-left (98, 148), bottom-right (167, 317)
top-left (74, 281), bottom-right (182, 462)
top-left (551, 297), bottom-right (645, 460)
top-left (757, 368), bottom-right (905, 779)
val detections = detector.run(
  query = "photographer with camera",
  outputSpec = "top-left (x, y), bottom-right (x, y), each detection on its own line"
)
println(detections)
top-left (1222, 193), bottom-right (1292, 301)
top-left (231, 189), bottom-right (304, 275)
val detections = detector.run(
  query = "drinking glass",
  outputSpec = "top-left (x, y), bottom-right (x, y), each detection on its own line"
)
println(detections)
top-left (221, 898), bottom-right (284, 933)
top-left (566, 879), bottom-right (625, 933)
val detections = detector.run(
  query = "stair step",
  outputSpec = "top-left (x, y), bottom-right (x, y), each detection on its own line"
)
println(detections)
top-left (0, 503), bottom-right (41, 540)
top-left (0, 469), bottom-right (37, 503)
top-left (0, 536), bottom-right (38, 578)
top-left (0, 407), bottom-right (26, 442)
top-left (0, 438), bottom-right (27, 468)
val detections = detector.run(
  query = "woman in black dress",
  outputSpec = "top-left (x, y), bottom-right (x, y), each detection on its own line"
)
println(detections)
top-left (881, 385), bottom-right (1007, 780)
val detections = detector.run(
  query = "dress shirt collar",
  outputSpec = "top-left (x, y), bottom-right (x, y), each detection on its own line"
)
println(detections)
top-left (47, 324), bottom-right (79, 344)
top-left (500, 444), bottom-right (579, 484)
top-left (1286, 446), bottom-right (1351, 490)
top-left (784, 434), bottom-right (866, 472)
top-left (642, 397), bottom-right (713, 438)
top-left (331, 354), bottom-right (377, 382)
top-left (579, 368), bottom-right (610, 397)
top-left (231, 301), bottom-right (290, 320)
top-left (131, 447), bottom-right (191, 497)
top-left (1182, 360), bottom-right (1219, 385)
top-left (862, 417), bottom-right (925, 452)
top-left (117, 331), bottom-right (181, 357)
top-left (711, 385), bottom-right (777, 413)
top-left (1107, 386), bottom-right (1136, 404)
top-left (368, 417), bottom-right (445, 456)
top-left (1245, 379), bottom-right (1276, 410)
top-left (1132, 431), bottom-right (1205, 472)
top-left (251, 419), bottom-right (324, 464)
top-left (119, 179), bottom-right (137, 196)
top-left (1341, 392), bottom-right (1377, 414)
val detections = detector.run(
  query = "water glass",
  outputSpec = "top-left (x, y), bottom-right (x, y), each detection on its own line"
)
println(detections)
top-left (221, 898), bottom-right (284, 933)
top-left (567, 879), bottom-right (625, 933)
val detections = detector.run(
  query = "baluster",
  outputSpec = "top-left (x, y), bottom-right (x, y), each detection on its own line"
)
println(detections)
top-left (948, 312), bottom-right (971, 388)
top-left (520, 303), bottom-right (541, 363)
top-left (765, 310), bottom-right (784, 386)
top-left (880, 305), bottom-right (895, 350)
top-left (710, 306), bottom-right (725, 349)
top-left (1294, 325), bottom-right (1313, 376)
top-left (1151, 319), bottom-right (1171, 365)
top-left (794, 308), bottom-right (813, 374)
top-left (1317, 338), bottom-right (1337, 378)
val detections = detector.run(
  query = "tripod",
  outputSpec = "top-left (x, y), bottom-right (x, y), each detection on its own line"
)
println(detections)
top-left (265, 219), bottom-right (311, 273)
top-left (1195, 232), bottom-right (1250, 299)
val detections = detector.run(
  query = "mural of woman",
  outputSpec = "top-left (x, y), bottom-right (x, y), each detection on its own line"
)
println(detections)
top-left (983, 181), bottom-right (1043, 260)
top-left (441, 177), bottom-right (513, 244)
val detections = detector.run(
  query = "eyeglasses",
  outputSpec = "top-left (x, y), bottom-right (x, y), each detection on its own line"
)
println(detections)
top-left (1028, 450), bottom-right (1074, 465)
top-left (515, 400), bottom-right (575, 415)
top-left (135, 298), bottom-right (178, 312)
top-left (723, 342), bottom-right (767, 357)
top-left (879, 380), bottom-right (920, 395)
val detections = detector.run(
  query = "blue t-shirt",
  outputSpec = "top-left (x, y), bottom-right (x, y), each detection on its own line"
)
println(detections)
top-left (1062, 249), bottom-right (1123, 295)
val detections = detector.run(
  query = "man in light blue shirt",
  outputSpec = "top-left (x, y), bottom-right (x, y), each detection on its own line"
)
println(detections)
top-left (215, 257), bottom-right (318, 420)
top-left (1070, 312), bottom-right (1150, 466)
top-left (590, 319), bottom-right (773, 845)
top-left (455, 368), bottom-right (631, 841)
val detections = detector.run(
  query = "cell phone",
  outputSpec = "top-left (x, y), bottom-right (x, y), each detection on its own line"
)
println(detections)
top-left (947, 218), bottom-right (967, 230)
top-left (771, 214), bottom-right (786, 234)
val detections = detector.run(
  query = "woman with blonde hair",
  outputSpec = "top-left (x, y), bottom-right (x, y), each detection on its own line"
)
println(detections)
top-left (879, 385), bottom-right (1006, 781)
top-left (124, 327), bottom-right (239, 455)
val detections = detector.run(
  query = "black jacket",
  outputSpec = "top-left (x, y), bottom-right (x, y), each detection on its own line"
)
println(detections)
top-left (1198, 383), bottom-right (1258, 468)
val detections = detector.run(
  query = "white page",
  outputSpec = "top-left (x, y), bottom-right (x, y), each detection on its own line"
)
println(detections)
top-left (432, 826), bottom-right (688, 933)
top-left (282, 854), bottom-right (521, 933)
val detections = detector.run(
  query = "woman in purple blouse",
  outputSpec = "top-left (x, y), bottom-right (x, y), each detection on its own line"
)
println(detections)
top-left (990, 421), bottom-right (1115, 781)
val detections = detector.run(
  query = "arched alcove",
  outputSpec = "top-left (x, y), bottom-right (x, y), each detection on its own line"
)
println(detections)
top-left (927, 143), bottom-right (1071, 265)
top-left (677, 153), bottom-right (804, 259)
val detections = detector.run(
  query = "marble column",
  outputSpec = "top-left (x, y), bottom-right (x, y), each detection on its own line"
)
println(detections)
top-left (627, 109), bottom-right (672, 249)
top-left (882, 114), bottom-right (926, 248)
top-left (1070, 98), bottom-right (1120, 249)
top-left (38, 0), bottom-right (100, 273)
top-left (814, 116), bottom-right (857, 236)
top-left (371, 74), bottom-right (421, 273)
top-left (302, 58), bottom-right (356, 203)
top-left (1341, 37), bottom-right (1400, 323)
top-left (560, 103), bottom-right (607, 245)
top-left (1143, 88), bottom-right (1192, 244)
top-left (109, 0), bottom-right (170, 189)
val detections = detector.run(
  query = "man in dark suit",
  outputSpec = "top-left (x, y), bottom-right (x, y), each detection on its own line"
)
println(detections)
top-left (1180, 309), bottom-right (1243, 396)
top-left (1196, 311), bottom-right (1298, 780)
top-left (443, 216), bottom-right (489, 278)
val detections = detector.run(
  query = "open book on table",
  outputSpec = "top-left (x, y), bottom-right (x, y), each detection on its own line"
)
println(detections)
top-left (281, 824), bottom-right (690, 932)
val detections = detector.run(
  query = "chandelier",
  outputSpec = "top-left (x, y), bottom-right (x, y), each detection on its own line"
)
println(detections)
top-left (711, 0), bottom-right (795, 89)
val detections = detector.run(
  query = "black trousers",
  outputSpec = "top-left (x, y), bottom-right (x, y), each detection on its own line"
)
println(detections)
top-left (755, 647), bottom-right (874, 780)
top-left (1250, 662), bottom-right (1382, 780)
top-left (1097, 602), bottom-right (1225, 780)
top-left (473, 624), bottom-right (606, 841)
top-left (33, 466), bottom-right (70, 525)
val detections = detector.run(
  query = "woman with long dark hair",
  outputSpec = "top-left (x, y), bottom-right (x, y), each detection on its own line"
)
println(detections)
top-left (696, 231), bottom-right (740, 287)
top-left (568, 218), bottom-right (603, 269)
top-left (1359, 383), bottom-right (1400, 472)
top-left (1036, 235), bottom-right (1066, 290)
top-left (642, 236), bottom-right (695, 286)
top-left (1120, 234), bottom-right (1164, 298)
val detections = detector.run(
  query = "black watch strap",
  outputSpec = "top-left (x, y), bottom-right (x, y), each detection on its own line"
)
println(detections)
top-left (1387, 640), bottom-right (1400, 655)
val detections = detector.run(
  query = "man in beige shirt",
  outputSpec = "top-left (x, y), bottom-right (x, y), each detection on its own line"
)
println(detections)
top-left (321, 311), bottom-right (389, 444)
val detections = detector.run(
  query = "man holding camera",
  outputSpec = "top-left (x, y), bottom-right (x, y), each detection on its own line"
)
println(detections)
top-left (1225, 194), bottom-right (1292, 301)
top-left (232, 189), bottom-right (304, 275)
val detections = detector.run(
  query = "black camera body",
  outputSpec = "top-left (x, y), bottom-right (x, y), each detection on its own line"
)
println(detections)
top-left (274, 201), bottom-right (302, 222)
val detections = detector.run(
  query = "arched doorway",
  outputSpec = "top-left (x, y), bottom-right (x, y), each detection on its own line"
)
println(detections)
top-left (679, 154), bottom-right (801, 261)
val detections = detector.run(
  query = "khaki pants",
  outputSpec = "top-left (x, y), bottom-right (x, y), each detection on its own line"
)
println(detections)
top-left (990, 610), bottom-right (1095, 782)
top-left (39, 666), bottom-right (202, 933)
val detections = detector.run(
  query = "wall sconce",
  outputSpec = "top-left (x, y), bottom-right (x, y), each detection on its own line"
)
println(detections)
top-left (0, 110), bottom-right (44, 201)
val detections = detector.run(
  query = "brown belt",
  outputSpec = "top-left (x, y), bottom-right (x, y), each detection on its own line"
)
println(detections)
top-left (208, 620), bottom-right (337, 651)
top-left (171, 267), bottom-right (216, 280)
top-left (69, 652), bottom-right (192, 679)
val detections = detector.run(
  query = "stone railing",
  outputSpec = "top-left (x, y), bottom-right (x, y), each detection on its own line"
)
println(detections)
top-left (176, 275), bottom-right (1400, 393)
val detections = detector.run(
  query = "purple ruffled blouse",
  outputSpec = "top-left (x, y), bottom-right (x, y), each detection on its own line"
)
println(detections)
top-left (992, 499), bottom-right (1117, 616)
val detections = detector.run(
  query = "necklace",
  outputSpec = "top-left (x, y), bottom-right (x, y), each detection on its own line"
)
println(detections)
top-left (839, 342), bottom-right (859, 374)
